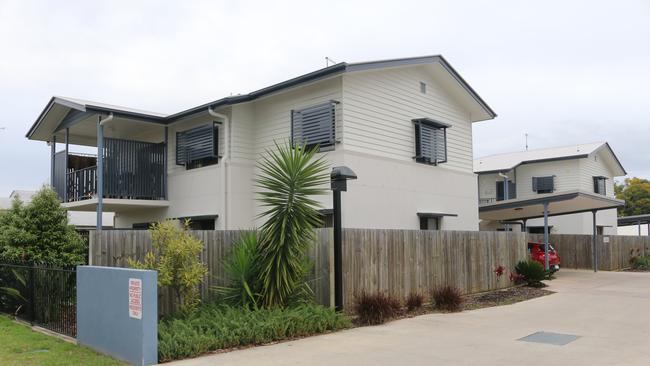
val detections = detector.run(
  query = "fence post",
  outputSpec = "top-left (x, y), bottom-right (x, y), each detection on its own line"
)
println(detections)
top-left (29, 264), bottom-right (35, 325)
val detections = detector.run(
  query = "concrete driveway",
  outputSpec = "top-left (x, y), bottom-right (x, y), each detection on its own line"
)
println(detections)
top-left (166, 270), bottom-right (650, 366)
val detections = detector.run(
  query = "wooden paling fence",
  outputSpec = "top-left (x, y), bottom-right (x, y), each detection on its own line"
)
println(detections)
top-left (89, 229), bottom-right (527, 313)
top-left (528, 234), bottom-right (650, 271)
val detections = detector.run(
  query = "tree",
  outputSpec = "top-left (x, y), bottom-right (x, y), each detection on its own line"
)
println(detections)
top-left (129, 220), bottom-right (207, 314)
top-left (0, 187), bottom-right (86, 266)
top-left (254, 143), bottom-right (329, 308)
top-left (615, 177), bottom-right (650, 216)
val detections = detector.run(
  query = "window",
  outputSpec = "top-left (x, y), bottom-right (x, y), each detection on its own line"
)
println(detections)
top-left (316, 209), bottom-right (334, 228)
top-left (496, 180), bottom-right (516, 201)
top-left (185, 217), bottom-right (216, 230)
top-left (593, 176), bottom-right (607, 195)
top-left (532, 176), bottom-right (554, 193)
top-left (420, 81), bottom-right (427, 94)
top-left (176, 122), bottom-right (219, 169)
top-left (291, 101), bottom-right (336, 152)
top-left (419, 216), bottom-right (440, 230)
top-left (132, 222), bottom-right (153, 230)
top-left (413, 118), bottom-right (450, 165)
top-left (527, 226), bottom-right (553, 234)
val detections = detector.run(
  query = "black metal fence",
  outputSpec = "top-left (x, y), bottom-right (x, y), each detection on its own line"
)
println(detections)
top-left (0, 263), bottom-right (77, 338)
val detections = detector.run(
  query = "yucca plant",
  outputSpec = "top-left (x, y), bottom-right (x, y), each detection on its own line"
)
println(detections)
top-left (255, 142), bottom-right (329, 308)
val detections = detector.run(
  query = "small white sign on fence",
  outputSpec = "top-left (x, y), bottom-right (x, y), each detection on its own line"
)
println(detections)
top-left (603, 236), bottom-right (610, 243)
top-left (128, 278), bottom-right (142, 319)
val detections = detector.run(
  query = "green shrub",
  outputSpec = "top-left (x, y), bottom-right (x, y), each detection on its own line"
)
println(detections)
top-left (353, 292), bottom-right (402, 325)
top-left (405, 292), bottom-right (424, 312)
top-left (515, 260), bottom-right (547, 286)
top-left (255, 142), bottom-right (329, 308)
top-left (129, 220), bottom-right (207, 314)
top-left (157, 303), bottom-right (351, 361)
top-left (431, 286), bottom-right (463, 312)
top-left (214, 231), bottom-right (261, 309)
top-left (630, 255), bottom-right (650, 270)
top-left (0, 187), bottom-right (86, 266)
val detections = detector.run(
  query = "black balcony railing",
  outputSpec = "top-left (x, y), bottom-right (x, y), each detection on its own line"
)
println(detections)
top-left (56, 137), bottom-right (166, 202)
top-left (67, 166), bottom-right (97, 202)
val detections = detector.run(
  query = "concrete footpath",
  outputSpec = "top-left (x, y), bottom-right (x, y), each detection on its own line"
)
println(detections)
top-left (165, 270), bottom-right (650, 366)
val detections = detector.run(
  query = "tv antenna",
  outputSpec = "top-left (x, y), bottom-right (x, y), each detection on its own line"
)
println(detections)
top-left (525, 133), bottom-right (528, 151)
top-left (325, 57), bottom-right (337, 67)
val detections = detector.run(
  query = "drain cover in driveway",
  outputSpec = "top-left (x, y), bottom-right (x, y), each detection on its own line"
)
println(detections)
top-left (518, 331), bottom-right (580, 346)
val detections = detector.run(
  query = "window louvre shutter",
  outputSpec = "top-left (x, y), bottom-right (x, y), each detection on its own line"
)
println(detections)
top-left (533, 176), bottom-right (554, 193)
top-left (414, 120), bottom-right (448, 165)
top-left (291, 101), bottom-right (336, 151)
top-left (176, 123), bottom-right (218, 165)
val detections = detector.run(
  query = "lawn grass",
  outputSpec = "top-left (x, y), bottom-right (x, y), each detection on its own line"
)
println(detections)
top-left (0, 315), bottom-right (126, 366)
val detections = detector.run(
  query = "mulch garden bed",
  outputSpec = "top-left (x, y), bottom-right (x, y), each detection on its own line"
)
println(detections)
top-left (352, 285), bottom-right (554, 326)
top-left (463, 285), bottom-right (553, 310)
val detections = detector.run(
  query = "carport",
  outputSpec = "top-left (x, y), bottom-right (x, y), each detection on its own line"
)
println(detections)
top-left (479, 190), bottom-right (624, 271)
top-left (617, 214), bottom-right (650, 236)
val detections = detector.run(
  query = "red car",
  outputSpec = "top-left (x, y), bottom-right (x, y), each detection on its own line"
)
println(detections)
top-left (528, 242), bottom-right (561, 272)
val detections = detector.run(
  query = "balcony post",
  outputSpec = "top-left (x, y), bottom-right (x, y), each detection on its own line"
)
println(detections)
top-left (164, 126), bottom-right (168, 200)
top-left (97, 116), bottom-right (104, 231)
top-left (50, 135), bottom-right (56, 187)
top-left (64, 128), bottom-right (69, 202)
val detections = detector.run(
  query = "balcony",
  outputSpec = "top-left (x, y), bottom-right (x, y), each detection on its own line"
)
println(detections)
top-left (53, 138), bottom-right (169, 212)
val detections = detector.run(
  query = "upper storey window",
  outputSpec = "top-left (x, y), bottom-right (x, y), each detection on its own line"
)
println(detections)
top-left (291, 101), bottom-right (336, 152)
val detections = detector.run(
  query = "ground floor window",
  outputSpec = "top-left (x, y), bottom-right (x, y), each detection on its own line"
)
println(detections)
top-left (185, 217), bottom-right (216, 230)
top-left (316, 210), bottom-right (334, 228)
top-left (419, 217), bottom-right (440, 230)
top-left (527, 226), bottom-right (553, 234)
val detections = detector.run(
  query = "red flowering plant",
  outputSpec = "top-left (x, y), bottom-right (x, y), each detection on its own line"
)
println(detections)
top-left (494, 265), bottom-right (506, 280)
top-left (509, 272), bottom-right (524, 284)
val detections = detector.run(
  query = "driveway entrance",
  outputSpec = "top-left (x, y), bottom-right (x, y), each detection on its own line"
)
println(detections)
top-left (167, 270), bottom-right (650, 366)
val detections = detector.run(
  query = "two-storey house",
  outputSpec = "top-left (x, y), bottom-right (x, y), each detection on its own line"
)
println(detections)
top-left (26, 55), bottom-right (496, 230)
top-left (475, 142), bottom-right (626, 235)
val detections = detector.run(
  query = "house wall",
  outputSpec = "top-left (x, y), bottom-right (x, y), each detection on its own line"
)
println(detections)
top-left (115, 66), bottom-right (481, 231)
top-left (478, 148), bottom-right (621, 235)
top-left (477, 170), bottom-right (516, 203)
top-left (339, 65), bottom-right (479, 230)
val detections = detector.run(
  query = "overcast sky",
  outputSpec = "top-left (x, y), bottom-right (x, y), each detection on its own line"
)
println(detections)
top-left (0, 0), bottom-right (649, 196)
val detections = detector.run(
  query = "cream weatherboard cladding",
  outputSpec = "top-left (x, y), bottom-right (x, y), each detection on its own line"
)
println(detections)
top-left (476, 143), bottom-right (625, 235)
top-left (341, 65), bottom-right (474, 173)
top-left (32, 58), bottom-right (493, 231)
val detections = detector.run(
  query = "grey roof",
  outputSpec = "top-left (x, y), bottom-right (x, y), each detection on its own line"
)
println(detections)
top-left (167, 55), bottom-right (497, 121)
top-left (474, 142), bottom-right (627, 176)
top-left (27, 55), bottom-right (496, 139)
top-left (618, 214), bottom-right (650, 226)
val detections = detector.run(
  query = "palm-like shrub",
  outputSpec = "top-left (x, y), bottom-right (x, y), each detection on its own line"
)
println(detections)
top-left (215, 231), bottom-right (261, 309)
top-left (514, 259), bottom-right (547, 287)
top-left (255, 142), bottom-right (329, 308)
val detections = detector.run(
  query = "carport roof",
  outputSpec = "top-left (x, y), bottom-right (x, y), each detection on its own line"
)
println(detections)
top-left (618, 214), bottom-right (650, 226)
top-left (479, 190), bottom-right (624, 221)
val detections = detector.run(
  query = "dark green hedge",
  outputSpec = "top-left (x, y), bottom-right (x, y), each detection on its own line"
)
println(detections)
top-left (158, 303), bottom-right (351, 362)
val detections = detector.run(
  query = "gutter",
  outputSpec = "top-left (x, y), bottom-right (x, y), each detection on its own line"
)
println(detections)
top-left (208, 107), bottom-right (230, 229)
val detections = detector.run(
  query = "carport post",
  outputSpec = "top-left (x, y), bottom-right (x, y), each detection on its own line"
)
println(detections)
top-left (638, 221), bottom-right (642, 236)
top-left (592, 210), bottom-right (598, 272)
top-left (543, 201), bottom-right (549, 271)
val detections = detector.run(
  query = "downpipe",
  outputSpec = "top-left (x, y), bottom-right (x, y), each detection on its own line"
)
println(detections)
top-left (208, 107), bottom-right (230, 229)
